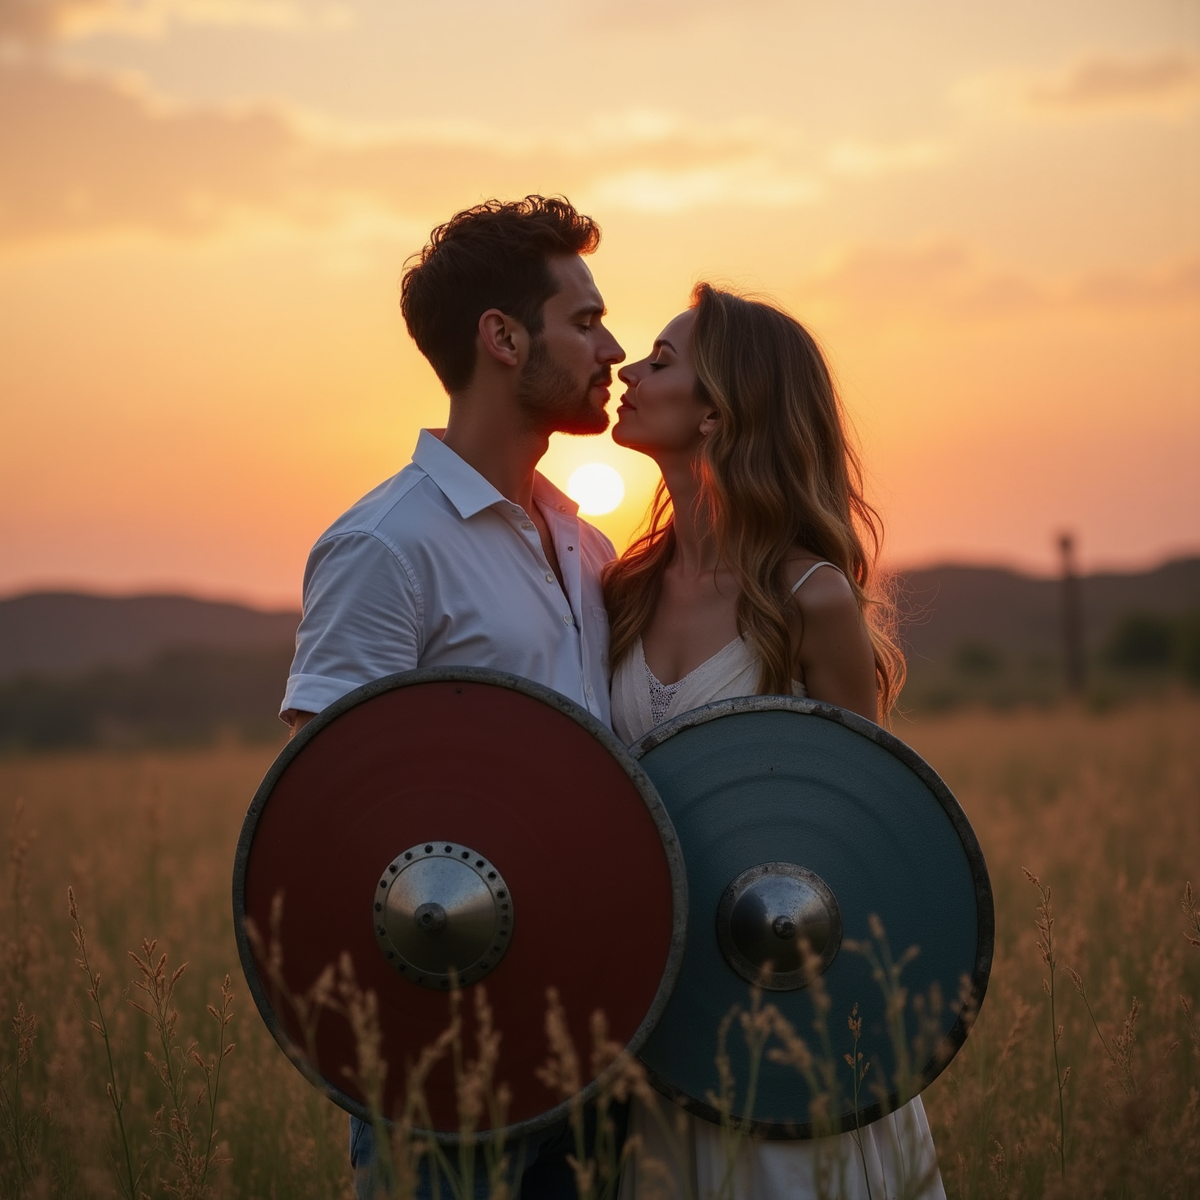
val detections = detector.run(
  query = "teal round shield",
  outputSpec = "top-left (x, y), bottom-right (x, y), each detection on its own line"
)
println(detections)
top-left (629, 697), bottom-right (993, 1139)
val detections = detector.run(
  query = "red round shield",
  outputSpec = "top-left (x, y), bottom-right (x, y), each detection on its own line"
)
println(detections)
top-left (233, 669), bottom-right (687, 1140)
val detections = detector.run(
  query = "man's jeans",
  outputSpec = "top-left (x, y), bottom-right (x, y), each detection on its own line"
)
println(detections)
top-left (350, 1102), bottom-right (629, 1200)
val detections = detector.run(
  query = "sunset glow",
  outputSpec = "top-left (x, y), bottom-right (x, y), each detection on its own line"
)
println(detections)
top-left (567, 463), bottom-right (626, 517)
top-left (0, 2), bottom-right (1196, 605)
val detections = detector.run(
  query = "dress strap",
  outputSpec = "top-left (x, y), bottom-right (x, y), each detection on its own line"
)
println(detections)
top-left (789, 560), bottom-right (841, 594)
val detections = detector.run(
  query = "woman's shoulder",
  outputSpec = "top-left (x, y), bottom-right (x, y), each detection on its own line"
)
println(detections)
top-left (787, 549), bottom-right (854, 595)
top-left (783, 553), bottom-right (858, 616)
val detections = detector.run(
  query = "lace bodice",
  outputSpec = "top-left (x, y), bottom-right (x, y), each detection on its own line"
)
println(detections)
top-left (611, 562), bottom-right (838, 743)
top-left (612, 636), bottom-right (807, 744)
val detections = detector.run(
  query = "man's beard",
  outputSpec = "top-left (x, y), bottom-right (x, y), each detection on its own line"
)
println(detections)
top-left (515, 336), bottom-right (610, 436)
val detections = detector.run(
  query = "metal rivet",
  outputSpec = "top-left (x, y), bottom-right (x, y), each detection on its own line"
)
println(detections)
top-left (425, 845), bottom-right (433, 853)
top-left (405, 852), bottom-right (412, 860)
top-left (444, 845), bottom-right (452, 853)
top-left (379, 881), bottom-right (386, 889)
top-left (389, 864), bottom-right (397, 873)
top-left (375, 903), bottom-right (382, 912)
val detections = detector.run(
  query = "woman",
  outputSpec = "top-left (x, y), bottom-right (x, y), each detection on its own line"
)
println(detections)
top-left (605, 285), bottom-right (944, 1199)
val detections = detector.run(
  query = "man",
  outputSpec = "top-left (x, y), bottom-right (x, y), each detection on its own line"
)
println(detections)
top-left (281, 196), bottom-right (626, 1198)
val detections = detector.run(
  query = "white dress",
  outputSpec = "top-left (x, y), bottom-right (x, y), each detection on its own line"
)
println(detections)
top-left (613, 565), bottom-right (946, 1200)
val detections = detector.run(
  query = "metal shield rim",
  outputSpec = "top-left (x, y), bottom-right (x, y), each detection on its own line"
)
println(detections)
top-left (628, 695), bottom-right (995, 1139)
top-left (232, 666), bottom-right (688, 1145)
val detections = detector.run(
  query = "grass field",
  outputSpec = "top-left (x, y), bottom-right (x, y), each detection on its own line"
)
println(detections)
top-left (2, 697), bottom-right (1198, 1198)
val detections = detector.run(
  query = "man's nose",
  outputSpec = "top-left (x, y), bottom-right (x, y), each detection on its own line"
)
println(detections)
top-left (600, 329), bottom-right (625, 365)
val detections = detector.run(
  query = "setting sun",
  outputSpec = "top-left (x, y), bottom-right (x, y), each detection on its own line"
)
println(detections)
top-left (567, 463), bottom-right (626, 516)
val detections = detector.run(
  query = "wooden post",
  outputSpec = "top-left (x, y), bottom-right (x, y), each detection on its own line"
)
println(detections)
top-left (1058, 533), bottom-right (1086, 694)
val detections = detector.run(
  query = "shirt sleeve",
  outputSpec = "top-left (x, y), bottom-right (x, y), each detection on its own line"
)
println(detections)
top-left (281, 531), bottom-right (423, 717)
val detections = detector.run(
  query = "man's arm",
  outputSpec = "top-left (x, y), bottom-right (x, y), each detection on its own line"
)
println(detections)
top-left (281, 530), bottom-right (424, 724)
top-left (283, 710), bottom-right (316, 738)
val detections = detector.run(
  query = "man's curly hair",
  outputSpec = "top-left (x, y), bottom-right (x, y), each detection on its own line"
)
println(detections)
top-left (400, 195), bottom-right (601, 393)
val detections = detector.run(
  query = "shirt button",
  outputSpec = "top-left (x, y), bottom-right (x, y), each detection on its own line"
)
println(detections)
top-left (563, 614), bottom-right (574, 625)
top-left (545, 572), bottom-right (555, 583)
top-left (586, 685), bottom-right (594, 697)
top-left (521, 521), bottom-right (535, 531)
top-left (558, 505), bottom-right (567, 512)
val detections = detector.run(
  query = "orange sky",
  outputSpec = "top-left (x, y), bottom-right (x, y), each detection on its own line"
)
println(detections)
top-left (1, 0), bottom-right (1197, 606)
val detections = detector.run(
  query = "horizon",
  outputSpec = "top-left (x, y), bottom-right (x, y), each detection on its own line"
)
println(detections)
top-left (5, 546), bottom-right (1199, 614)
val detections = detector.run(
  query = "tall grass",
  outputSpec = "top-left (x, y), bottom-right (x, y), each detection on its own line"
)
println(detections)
top-left (1, 697), bottom-right (1198, 1197)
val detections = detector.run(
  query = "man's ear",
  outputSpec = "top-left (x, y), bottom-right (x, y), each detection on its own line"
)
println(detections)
top-left (478, 309), bottom-right (526, 368)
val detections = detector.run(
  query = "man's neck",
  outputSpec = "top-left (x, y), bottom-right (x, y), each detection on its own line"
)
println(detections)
top-left (441, 404), bottom-right (549, 513)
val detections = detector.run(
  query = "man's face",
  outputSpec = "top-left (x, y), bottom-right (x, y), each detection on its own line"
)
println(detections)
top-left (515, 255), bottom-right (625, 436)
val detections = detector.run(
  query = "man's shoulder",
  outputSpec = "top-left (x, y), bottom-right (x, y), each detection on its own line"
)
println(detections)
top-left (316, 462), bottom-right (453, 548)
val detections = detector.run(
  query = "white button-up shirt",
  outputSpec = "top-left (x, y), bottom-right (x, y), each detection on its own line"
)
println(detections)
top-left (282, 430), bottom-right (615, 724)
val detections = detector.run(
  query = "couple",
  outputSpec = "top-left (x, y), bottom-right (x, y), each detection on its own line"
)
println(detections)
top-left (281, 196), bottom-right (942, 1200)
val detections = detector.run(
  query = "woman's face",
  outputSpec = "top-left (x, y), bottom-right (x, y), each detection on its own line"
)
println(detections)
top-left (613, 310), bottom-right (716, 458)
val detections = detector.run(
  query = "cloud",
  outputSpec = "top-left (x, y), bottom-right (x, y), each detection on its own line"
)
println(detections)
top-left (800, 241), bottom-right (1200, 326)
top-left (0, 61), bottom-right (308, 243)
top-left (587, 163), bottom-right (822, 213)
top-left (1025, 51), bottom-right (1200, 115)
top-left (579, 0), bottom-right (792, 33)
top-left (0, 62), bottom-right (864, 246)
top-left (825, 137), bottom-right (946, 178)
top-left (0, 0), bottom-right (342, 44)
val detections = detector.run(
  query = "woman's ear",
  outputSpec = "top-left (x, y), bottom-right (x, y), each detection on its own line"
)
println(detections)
top-left (699, 408), bottom-right (720, 438)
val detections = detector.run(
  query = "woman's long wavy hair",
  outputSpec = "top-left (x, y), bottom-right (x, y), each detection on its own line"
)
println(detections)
top-left (603, 284), bottom-right (905, 716)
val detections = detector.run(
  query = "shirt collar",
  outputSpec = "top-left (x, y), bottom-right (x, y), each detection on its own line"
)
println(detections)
top-left (412, 429), bottom-right (580, 521)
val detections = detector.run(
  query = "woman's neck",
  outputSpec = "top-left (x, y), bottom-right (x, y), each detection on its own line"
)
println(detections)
top-left (659, 454), bottom-right (720, 576)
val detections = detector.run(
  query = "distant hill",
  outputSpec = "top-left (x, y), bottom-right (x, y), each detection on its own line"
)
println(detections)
top-left (0, 592), bottom-right (300, 750)
top-left (896, 556), bottom-right (1200, 665)
top-left (0, 557), bottom-right (1196, 747)
top-left (0, 592), bottom-right (299, 680)
top-left (6, 561), bottom-right (1198, 682)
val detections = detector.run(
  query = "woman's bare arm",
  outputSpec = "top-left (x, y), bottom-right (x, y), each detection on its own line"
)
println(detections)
top-left (790, 567), bottom-right (878, 722)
